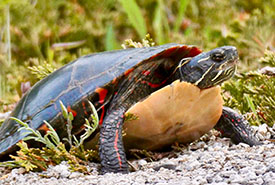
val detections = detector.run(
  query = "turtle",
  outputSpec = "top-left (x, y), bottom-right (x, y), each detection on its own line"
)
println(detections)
top-left (0, 44), bottom-right (259, 174)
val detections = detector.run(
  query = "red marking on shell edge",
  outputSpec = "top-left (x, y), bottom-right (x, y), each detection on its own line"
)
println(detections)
top-left (158, 47), bottom-right (178, 58)
top-left (114, 121), bottom-right (122, 168)
top-left (148, 47), bottom-right (179, 60)
top-left (95, 88), bottom-right (108, 125)
top-left (95, 88), bottom-right (108, 104)
top-left (142, 70), bottom-right (151, 76)
top-left (141, 78), bottom-right (168, 88)
top-left (112, 77), bottom-right (117, 84)
top-left (181, 46), bottom-right (202, 58)
top-left (124, 68), bottom-right (134, 76)
top-left (38, 123), bottom-right (50, 132)
top-left (67, 106), bottom-right (77, 117)
top-left (149, 46), bottom-right (202, 60)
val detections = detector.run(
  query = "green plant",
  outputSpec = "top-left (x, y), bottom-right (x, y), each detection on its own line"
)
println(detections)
top-left (122, 33), bottom-right (155, 48)
top-left (27, 59), bottom-right (56, 80)
top-left (173, 0), bottom-right (190, 32)
top-left (259, 50), bottom-right (275, 66)
top-left (222, 50), bottom-right (275, 127)
top-left (60, 100), bottom-right (99, 152)
top-left (0, 100), bottom-right (99, 173)
top-left (119, 0), bottom-right (147, 38)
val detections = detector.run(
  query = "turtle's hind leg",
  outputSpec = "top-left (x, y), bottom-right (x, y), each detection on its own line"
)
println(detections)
top-left (215, 106), bottom-right (260, 146)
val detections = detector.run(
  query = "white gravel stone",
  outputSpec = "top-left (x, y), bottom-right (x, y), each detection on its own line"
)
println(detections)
top-left (69, 172), bottom-right (83, 179)
top-left (254, 164), bottom-right (267, 175)
top-left (262, 171), bottom-right (275, 184)
top-left (220, 169), bottom-right (237, 178)
top-left (50, 162), bottom-right (71, 178)
top-left (137, 159), bottom-right (147, 167)
top-left (184, 160), bottom-right (201, 171)
top-left (258, 123), bottom-right (268, 134)
top-left (192, 175), bottom-right (208, 184)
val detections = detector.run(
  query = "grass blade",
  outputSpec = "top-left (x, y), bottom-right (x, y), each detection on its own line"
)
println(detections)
top-left (153, 1), bottom-right (164, 44)
top-left (244, 94), bottom-right (260, 125)
top-left (6, 5), bottom-right (11, 66)
top-left (119, 0), bottom-right (147, 38)
top-left (173, 0), bottom-right (190, 32)
top-left (153, 0), bottom-right (170, 44)
top-left (105, 24), bottom-right (119, 51)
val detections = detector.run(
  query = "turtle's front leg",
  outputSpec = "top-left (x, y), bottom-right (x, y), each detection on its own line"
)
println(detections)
top-left (99, 107), bottom-right (129, 174)
top-left (215, 106), bottom-right (260, 146)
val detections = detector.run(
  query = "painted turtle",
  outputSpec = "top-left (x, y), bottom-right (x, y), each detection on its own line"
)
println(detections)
top-left (0, 44), bottom-right (259, 174)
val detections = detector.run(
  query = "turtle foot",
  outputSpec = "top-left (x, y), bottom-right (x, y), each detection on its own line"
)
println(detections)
top-left (215, 106), bottom-right (260, 146)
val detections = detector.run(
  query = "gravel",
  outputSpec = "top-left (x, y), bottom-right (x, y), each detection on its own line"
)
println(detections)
top-left (0, 126), bottom-right (274, 185)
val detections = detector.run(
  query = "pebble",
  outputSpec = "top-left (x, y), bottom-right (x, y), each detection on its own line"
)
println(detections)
top-left (153, 162), bottom-right (177, 171)
top-left (137, 159), bottom-right (147, 167)
top-left (189, 141), bottom-right (206, 150)
top-left (258, 124), bottom-right (268, 135)
top-left (50, 162), bottom-right (71, 178)
top-left (69, 172), bottom-right (83, 179)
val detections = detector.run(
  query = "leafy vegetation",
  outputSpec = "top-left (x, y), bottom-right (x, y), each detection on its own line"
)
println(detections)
top-left (223, 50), bottom-right (275, 126)
top-left (122, 33), bottom-right (155, 49)
top-left (0, 101), bottom-right (99, 173)
top-left (28, 59), bottom-right (56, 80)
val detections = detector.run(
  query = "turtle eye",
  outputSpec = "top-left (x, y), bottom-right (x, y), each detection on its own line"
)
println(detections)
top-left (211, 52), bottom-right (225, 62)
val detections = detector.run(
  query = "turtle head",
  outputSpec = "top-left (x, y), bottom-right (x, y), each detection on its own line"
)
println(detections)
top-left (179, 46), bottom-right (238, 89)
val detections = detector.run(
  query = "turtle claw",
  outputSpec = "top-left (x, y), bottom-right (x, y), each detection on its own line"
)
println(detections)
top-left (215, 106), bottom-right (260, 146)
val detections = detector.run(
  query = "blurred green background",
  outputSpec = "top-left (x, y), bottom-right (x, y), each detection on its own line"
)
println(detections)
top-left (0, 0), bottom-right (274, 125)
